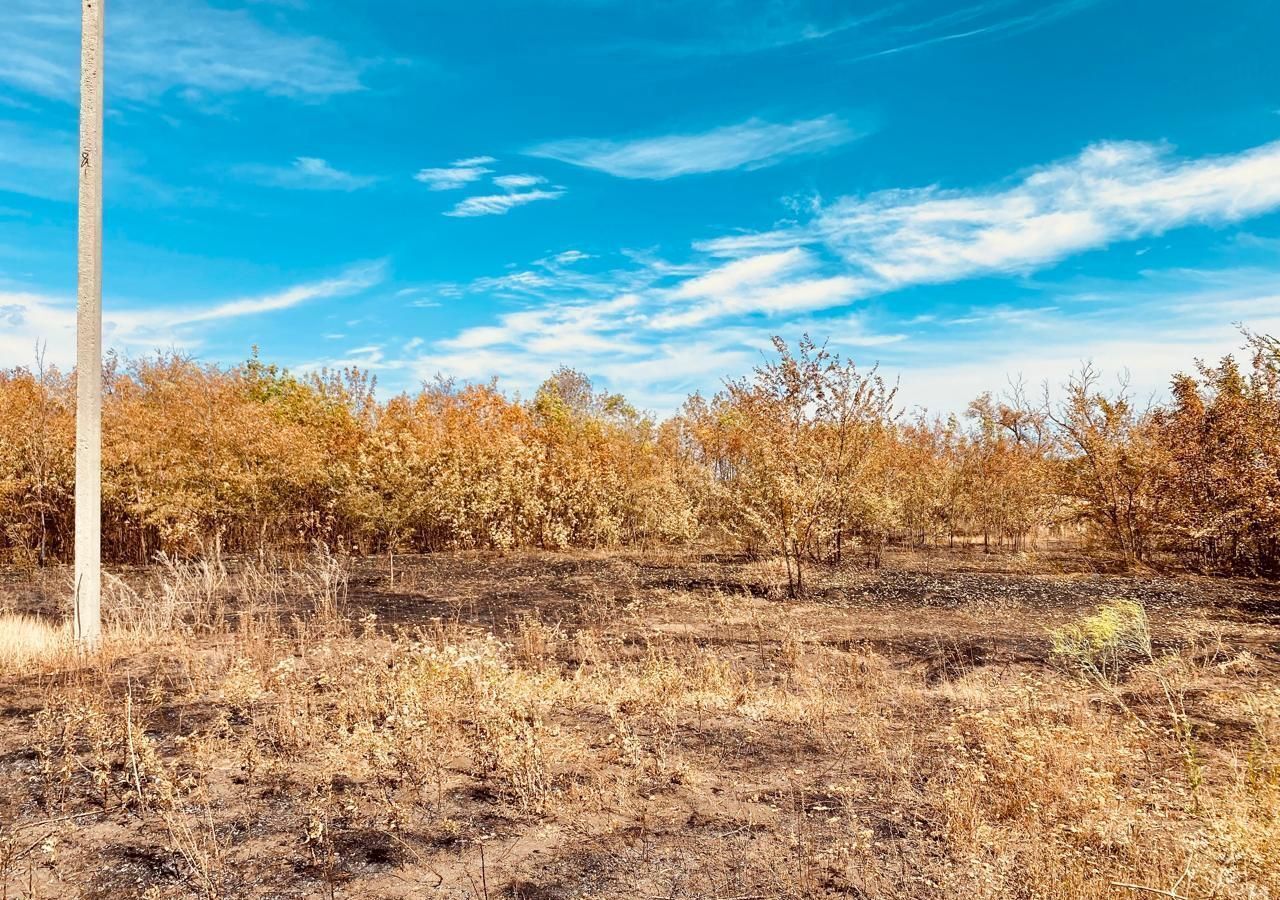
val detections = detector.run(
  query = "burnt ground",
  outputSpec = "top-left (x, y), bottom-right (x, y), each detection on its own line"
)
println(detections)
top-left (337, 548), bottom-right (1280, 665)
top-left (1, 548), bottom-right (1278, 899)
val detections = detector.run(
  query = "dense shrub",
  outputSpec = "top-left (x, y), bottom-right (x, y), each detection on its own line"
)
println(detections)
top-left (2, 332), bottom-right (1278, 574)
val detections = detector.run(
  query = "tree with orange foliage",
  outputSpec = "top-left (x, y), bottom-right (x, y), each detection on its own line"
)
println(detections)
top-left (964, 388), bottom-right (1056, 552)
top-left (1156, 333), bottom-right (1280, 572)
top-left (686, 337), bottom-right (896, 595)
top-left (1045, 365), bottom-right (1165, 565)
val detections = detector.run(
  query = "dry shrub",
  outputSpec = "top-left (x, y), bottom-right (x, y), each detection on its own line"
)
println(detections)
top-left (3, 330), bottom-right (1279, 575)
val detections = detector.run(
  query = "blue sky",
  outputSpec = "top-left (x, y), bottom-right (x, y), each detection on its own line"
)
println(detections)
top-left (2, 0), bottom-right (1279, 414)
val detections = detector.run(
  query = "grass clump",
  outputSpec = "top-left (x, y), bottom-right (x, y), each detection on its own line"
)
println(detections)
top-left (0, 613), bottom-right (66, 674)
top-left (1050, 598), bottom-right (1152, 684)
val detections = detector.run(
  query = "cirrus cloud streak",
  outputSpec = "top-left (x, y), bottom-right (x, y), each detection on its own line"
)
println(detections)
top-left (529, 114), bottom-right (863, 180)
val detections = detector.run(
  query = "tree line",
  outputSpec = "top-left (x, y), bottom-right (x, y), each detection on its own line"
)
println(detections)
top-left (2, 333), bottom-right (1277, 586)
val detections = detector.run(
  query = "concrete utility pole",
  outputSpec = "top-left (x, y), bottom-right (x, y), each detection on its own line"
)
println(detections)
top-left (74, 0), bottom-right (104, 645)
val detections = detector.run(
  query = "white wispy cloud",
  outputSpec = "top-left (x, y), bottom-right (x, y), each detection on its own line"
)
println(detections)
top-left (234, 157), bottom-right (378, 191)
top-left (529, 115), bottom-right (862, 179)
top-left (0, 291), bottom-right (77, 363)
top-left (398, 137), bottom-right (1280, 414)
top-left (407, 258), bottom-right (1280, 417)
top-left (296, 343), bottom-right (400, 374)
top-left (445, 189), bottom-right (565, 218)
top-left (654, 249), bottom-right (872, 330)
top-left (851, 0), bottom-right (1101, 62)
top-left (613, 0), bottom-right (1101, 60)
top-left (0, 0), bottom-right (366, 105)
top-left (470, 271), bottom-right (557, 294)
top-left (889, 265), bottom-right (1280, 414)
top-left (492, 174), bottom-right (548, 190)
top-left (420, 163), bottom-right (562, 216)
top-left (0, 262), bottom-right (386, 367)
top-left (813, 139), bottom-right (1280, 286)
top-left (613, 4), bottom-right (884, 57)
top-left (414, 157), bottom-right (496, 191)
top-left (693, 228), bottom-right (812, 258)
top-left (691, 138), bottom-right (1280, 289)
top-left (405, 245), bottom-right (890, 410)
top-left (160, 261), bottom-right (386, 326)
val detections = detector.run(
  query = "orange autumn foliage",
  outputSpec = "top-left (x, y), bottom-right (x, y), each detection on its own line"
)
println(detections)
top-left (2, 333), bottom-right (1278, 576)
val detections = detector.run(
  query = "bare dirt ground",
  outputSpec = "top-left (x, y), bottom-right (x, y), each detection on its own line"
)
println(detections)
top-left (1, 548), bottom-right (1277, 899)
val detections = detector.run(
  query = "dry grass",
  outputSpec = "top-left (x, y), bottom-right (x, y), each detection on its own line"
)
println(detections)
top-left (0, 549), bottom-right (1277, 899)
top-left (0, 613), bottom-right (68, 674)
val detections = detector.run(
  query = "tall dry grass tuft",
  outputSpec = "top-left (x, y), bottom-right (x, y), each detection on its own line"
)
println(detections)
top-left (0, 613), bottom-right (68, 673)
